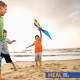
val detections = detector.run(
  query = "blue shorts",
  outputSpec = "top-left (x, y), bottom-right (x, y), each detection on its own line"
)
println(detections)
top-left (0, 41), bottom-right (3, 72)
top-left (1, 53), bottom-right (12, 63)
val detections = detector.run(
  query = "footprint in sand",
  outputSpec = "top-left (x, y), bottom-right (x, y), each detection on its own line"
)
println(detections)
top-left (17, 67), bottom-right (22, 69)
top-left (2, 78), bottom-right (7, 80)
top-left (54, 64), bottom-right (61, 67)
top-left (45, 64), bottom-right (49, 65)
top-left (53, 68), bottom-right (57, 70)
top-left (3, 71), bottom-right (12, 75)
top-left (39, 68), bottom-right (45, 73)
top-left (29, 65), bottom-right (39, 70)
top-left (78, 65), bottom-right (80, 66)
top-left (25, 66), bottom-right (28, 68)
top-left (51, 63), bottom-right (55, 66)
top-left (61, 66), bottom-right (67, 69)
top-left (73, 66), bottom-right (79, 70)
top-left (16, 67), bottom-right (24, 72)
top-left (18, 69), bottom-right (24, 72)
top-left (38, 74), bottom-right (43, 77)
top-left (61, 67), bottom-right (66, 69)
top-left (30, 65), bottom-right (35, 67)
top-left (13, 75), bottom-right (25, 79)
top-left (45, 64), bottom-right (51, 67)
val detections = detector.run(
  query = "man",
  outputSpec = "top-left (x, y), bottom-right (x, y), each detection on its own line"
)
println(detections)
top-left (0, 1), bottom-right (7, 80)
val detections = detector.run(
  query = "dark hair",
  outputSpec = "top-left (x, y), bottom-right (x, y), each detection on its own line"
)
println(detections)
top-left (0, 1), bottom-right (7, 7)
top-left (35, 35), bottom-right (39, 40)
top-left (3, 29), bottom-right (7, 33)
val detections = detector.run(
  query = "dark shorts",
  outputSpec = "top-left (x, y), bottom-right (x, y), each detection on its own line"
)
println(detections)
top-left (1, 53), bottom-right (12, 63)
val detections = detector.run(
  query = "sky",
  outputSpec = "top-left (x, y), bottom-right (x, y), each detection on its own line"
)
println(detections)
top-left (1, 0), bottom-right (80, 51)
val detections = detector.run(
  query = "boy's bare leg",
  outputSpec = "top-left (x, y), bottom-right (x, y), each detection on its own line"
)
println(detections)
top-left (36, 61), bottom-right (38, 67)
top-left (0, 72), bottom-right (1, 80)
top-left (39, 61), bottom-right (42, 69)
top-left (11, 62), bottom-right (16, 71)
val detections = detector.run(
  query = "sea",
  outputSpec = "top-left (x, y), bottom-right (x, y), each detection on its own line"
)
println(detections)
top-left (2, 48), bottom-right (80, 65)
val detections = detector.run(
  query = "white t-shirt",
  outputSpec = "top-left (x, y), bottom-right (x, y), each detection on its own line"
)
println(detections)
top-left (2, 38), bottom-right (11, 54)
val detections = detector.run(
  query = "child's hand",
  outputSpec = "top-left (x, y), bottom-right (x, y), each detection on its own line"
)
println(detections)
top-left (3, 44), bottom-right (6, 47)
top-left (38, 29), bottom-right (40, 31)
top-left (12, 40), bottom-right (16, 42)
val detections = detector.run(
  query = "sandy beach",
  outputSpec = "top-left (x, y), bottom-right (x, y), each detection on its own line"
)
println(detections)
top-left (1, 59), bottom-right (80, 80)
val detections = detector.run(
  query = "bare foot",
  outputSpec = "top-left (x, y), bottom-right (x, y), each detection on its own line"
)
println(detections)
top-left (14, 66), bottom-right (17, 71)
top-left (36, 64), bottom-right (38, 67)
top-left (39, 66), bottom-right (41, 69)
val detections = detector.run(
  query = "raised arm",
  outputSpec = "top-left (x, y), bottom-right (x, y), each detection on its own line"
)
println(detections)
top-left (26, 44), bottom-right (34, 49)
top-left (38, 29), bottom-right (42, 40)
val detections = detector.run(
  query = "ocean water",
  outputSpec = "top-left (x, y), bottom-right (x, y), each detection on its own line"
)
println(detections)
top-left (2, 48), bottom-right (80, 65)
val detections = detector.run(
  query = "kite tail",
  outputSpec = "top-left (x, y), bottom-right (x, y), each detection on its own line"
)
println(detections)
top-left (43, 30), bottom-right (52, 39)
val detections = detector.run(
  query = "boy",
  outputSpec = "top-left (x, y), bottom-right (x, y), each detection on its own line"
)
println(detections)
top-left (26, 29), bottom-right (42, 68)
top-left (0, 1), bottom-right (7, 80)
top-left (1, 30), bottom-right (16, 71)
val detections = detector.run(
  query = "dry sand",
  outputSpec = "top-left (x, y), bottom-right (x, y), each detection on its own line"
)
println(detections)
top-left (1, 59), bottom-right (80, 80)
